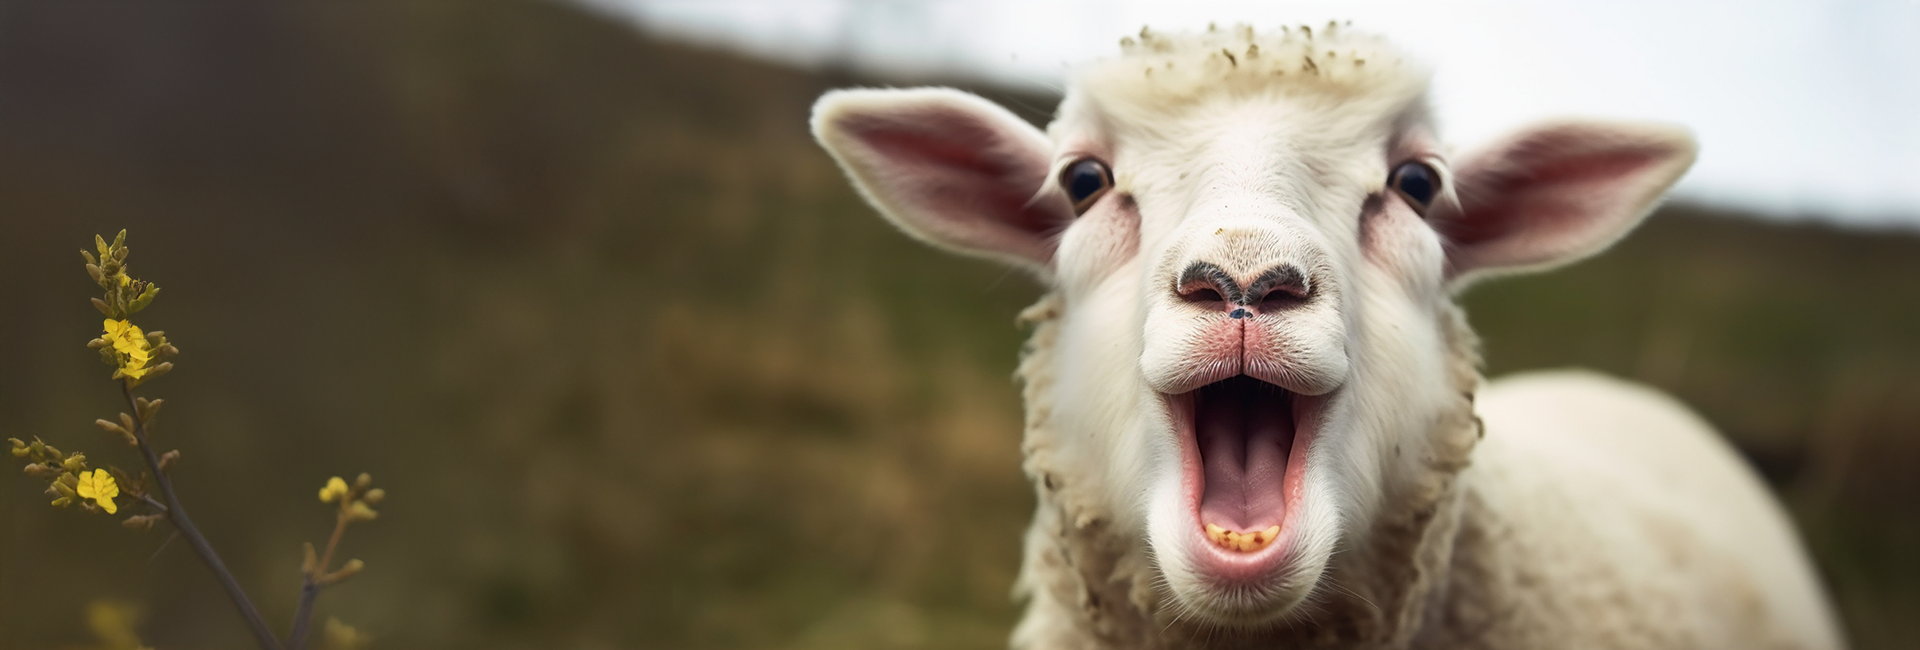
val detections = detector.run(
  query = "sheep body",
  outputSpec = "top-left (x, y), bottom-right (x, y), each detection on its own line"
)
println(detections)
top-left (811, 24), bottom-right (1843, 650)
top-left (1440, 370), bottom-right (1838, 649)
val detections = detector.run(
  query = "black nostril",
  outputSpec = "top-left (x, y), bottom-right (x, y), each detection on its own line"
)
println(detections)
top-left (1176, 261), bottom-right (1242, 305)
top-left (1176, 261), bottom-right (1311, 313)
top-left (1247, 264), bottom-right (1310, 307)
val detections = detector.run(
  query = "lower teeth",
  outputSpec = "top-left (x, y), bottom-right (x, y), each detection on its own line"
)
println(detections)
top-left (1204, 523), bottom-right (1280, 552)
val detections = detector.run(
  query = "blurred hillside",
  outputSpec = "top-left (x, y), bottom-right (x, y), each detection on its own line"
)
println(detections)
top-left (0, 1), bottom-right (1913, 648)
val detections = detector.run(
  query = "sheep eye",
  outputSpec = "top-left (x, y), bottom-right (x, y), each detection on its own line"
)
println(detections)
top-left (1061, 158), bottom-right (1114, 215)
top-left (1389, 160), bottom-right (1441, 213)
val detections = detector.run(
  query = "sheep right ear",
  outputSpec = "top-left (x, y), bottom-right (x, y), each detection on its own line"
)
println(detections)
top-left (1437, 120), bottom-right (1697, 290)
top-left (811, 88), bottom-right (1070, 277)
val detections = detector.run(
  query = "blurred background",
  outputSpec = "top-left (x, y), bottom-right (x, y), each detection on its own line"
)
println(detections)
top-left (0, 1), bottom-right (1914, 648)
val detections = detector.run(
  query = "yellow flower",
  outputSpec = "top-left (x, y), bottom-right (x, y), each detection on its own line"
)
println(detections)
top-left (319, 476), bottom-right (349, 503)
top-left (75, 468), bottom-right (119, 514)
top-left (102, 319), bottom-right (153, 379)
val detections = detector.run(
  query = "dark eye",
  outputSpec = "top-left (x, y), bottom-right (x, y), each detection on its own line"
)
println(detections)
top-left (1389, 160), bottom-right (1441, 213)
top-left (1061, 158), bottom-right (1114, 214)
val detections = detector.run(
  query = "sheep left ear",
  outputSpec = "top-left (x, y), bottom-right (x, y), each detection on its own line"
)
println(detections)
top-left (1436, 120), bottom-right (1697, 289)
top-left (811, 88), bottom-right (1070, 279)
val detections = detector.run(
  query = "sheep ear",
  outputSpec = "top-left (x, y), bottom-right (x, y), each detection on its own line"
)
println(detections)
top-left (812, 87), bottom-right (1069, 277)
top-left (1438, 120), bottom-right (1697, 289)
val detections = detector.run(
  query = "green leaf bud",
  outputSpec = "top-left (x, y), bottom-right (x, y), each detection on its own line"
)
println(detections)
top-left (136, 397), bottom-right (165, 422)
top-left (321, 559), bottom-right (365, 585)
top-left (130, 286), bottom-right (159, 313)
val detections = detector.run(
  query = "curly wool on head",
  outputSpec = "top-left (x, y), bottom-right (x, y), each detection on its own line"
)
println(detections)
top-left (1077, 23), bottom-right (1426, 120)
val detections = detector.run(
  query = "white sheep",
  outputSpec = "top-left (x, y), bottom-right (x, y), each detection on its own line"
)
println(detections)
top-left (811, 25), bottom-right (1843, 649)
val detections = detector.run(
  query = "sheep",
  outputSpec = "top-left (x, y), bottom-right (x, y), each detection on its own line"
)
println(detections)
top-left (810, 25), bottom-right (1844, 649)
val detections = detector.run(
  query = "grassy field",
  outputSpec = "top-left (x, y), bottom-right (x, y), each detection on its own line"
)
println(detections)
top-left (1, 1), bottom-right (1914, 648)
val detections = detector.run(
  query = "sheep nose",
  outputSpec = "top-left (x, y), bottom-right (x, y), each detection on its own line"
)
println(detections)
top-left (1175, 261), bottom-right (1312, 317)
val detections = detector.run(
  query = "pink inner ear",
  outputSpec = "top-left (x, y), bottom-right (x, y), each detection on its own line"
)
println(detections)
top-left (1443, 122), bottom-right (1695, 279)
top-left (832, 99), bottom-right (1068, 268)
top-left (1451, 148), bottom-right (1664, 250)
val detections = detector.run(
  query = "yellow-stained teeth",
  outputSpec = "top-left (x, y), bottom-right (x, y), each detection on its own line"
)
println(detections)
top-left (1205, 523), bottom-right (1281, 552)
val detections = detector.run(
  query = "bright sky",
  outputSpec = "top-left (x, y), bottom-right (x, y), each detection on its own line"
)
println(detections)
top-left (582, 0), bottom-right (1920, 231)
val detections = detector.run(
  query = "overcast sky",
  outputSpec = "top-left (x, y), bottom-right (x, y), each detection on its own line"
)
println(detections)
top-left (582, 0), bottom-right (1920, 231)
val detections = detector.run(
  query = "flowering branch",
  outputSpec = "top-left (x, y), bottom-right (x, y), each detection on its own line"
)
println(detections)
top-left (10, 231), bottom-right (384, 649)
top-left (288, 474), bottom-right (379, 650)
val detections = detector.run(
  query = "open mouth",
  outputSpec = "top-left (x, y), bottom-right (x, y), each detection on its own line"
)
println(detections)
top-left (1176, 375), bottom-right (1306, 557)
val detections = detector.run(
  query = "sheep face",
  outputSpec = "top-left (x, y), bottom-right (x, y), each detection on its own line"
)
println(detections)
top-left (812, 28), bottom-right (1694, 629)
top-left (1045, 74), bottom-right (1450, 624)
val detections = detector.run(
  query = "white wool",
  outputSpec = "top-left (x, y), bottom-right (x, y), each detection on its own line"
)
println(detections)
top-left (1018, 30), bottom-right (1835, 648)
top-left (1078, 23), bottom-right (1425, 122)
top-left (810, 24), bottom-right (1843, 650)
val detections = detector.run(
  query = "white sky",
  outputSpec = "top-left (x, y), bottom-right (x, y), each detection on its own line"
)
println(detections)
top-left (581, 0), bottom-right (1920, 231)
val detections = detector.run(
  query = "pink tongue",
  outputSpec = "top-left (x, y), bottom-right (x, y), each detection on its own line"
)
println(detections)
top-left (1196, 378), bottom-right (1293, 532)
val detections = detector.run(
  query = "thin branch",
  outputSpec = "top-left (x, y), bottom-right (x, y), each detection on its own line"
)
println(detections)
top-left (287, 577), bottom-right (321, 650)
top-left (147, 530), bottom-right (181, 564)
top-left (122, 381), bottom-right (285, 650)
top-left (317, 514), bottom-right (349, 581)
top-left (136, 495), bottom-right (178, 564)
top-left (287, 514), bottom-right (349, 650)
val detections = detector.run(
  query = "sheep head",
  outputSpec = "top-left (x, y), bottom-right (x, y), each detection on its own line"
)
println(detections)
top-left (811, 25), bottom-right (1695, 629)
